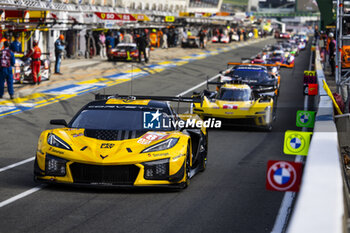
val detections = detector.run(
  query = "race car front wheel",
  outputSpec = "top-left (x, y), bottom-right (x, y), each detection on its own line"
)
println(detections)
top-left (182, 145), bottom-right (191, 189)
top-left (200, 152), bottom-right (207, 172)
top-left (199, 134), bottom-right (208, 172)
top-left (263, 108), bottom-right (273, 132)
top-left (263, 123), bottom-right (273, 132)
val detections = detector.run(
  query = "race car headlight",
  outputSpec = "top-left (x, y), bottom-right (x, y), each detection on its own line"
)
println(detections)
top-left (143, 159), bottom-right (169, 180)
top-left (141, 138), bottom-right (179, 153)
top-left (45, 154), bottom-right (67, 176)
top-left (47, 133), bottom-right (72, 151)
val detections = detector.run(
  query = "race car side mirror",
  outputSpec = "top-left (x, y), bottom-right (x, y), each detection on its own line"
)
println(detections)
top-left (253, 92), bottom-right (261, 99)
top-left (179, 124), bottom-right (196, 132)
top-left (179, 126), bottom-right (187, 132)
top-left (258, 96), bottom-right (271, 102)
top-left (50, 119), bottom-right (68, 127)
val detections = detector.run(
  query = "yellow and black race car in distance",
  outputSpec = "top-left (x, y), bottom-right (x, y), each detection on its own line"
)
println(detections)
top-left (193, 82), bottom-right (275, 131)
top-left (34, 94), bottom-right (208, 189)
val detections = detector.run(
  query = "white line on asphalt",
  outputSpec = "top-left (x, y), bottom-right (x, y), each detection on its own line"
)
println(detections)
top-left (176, 74), bottom-right (221, 97)
top-left (271, 94), bottom-right (310, 233)
top-left (0, 156), bottom-right (35, 173)
top-left (0, 185), bottom-right (44, 208)
top-left (271, 192), bottom-right (295, 233)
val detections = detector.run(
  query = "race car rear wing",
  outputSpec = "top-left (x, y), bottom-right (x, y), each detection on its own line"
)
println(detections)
top-left (223, 62), bottom-right (280, 74)
top-left (95, 94), bottom-right (202, 103)
top-left (227, 62), bottom-right (279, 68)
top-left (241, 57), bottom-right (254, 61)
top-left (207, 80), bottom-right (245, 86)
top-left (206, 80), bottom-right (276, 93)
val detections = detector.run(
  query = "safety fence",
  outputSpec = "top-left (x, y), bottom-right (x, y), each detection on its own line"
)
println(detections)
top-left (286, 44), bottom-right (345, 232)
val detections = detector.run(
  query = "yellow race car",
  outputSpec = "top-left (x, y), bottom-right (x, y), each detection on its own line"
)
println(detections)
top-left (34, 94), bottom-right (209, 189)
top-left (193, 82), bottom-right (275, 131)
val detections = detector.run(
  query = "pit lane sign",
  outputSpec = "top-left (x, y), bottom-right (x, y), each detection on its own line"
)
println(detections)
top-left (303, 70), bottom-right (316, 85)
top-left (94, 13), bottom-right (137, 21)
top-left (165, 16), bottom-right (175, 22)
top-left (296, 110), bottom-right (315, 128)
top-left (283, 130), bottom-right (312, 156)
top-left (303, 83), bottom-right (318, 96)
top-left (133, 14), bottom-right (150, 21)
top-left (95, 12), bottom-right (121, 20)
top-left (266, 160), bottom-right (303, 192)
top-left (303, 70), bottom-right (317, 95)
top-left (117, 14), bottom-right (137, 21)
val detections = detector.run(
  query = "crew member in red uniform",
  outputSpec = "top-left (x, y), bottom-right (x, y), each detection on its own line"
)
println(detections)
top-left (26, 40), bottom-right (42, 85)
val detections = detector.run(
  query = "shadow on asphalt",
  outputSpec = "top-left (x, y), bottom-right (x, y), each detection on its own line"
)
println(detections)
top-left (43, 183), bottom-right (184, 194)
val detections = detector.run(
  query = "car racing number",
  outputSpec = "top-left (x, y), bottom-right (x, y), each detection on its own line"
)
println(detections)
top-left (137, 132), bottom-right (169, 145)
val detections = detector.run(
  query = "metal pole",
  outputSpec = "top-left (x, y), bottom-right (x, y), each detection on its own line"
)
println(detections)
top-left (336, 0), bottom-right (342, 93)
top-left (329, 0), bottom-right (340, 93)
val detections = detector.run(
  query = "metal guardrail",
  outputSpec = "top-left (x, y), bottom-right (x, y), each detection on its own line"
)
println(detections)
top-left (287, 46), bottom-right (344, 232)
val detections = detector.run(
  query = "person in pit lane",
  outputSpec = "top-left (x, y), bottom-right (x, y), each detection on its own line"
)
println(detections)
top-left (0, 41), bottom-right (15, 99)
top-left (26, 40), bottom-right (42, 85)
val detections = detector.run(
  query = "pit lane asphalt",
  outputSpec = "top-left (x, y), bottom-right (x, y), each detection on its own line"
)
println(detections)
top-left (0, 39), bottom-right (309, 233)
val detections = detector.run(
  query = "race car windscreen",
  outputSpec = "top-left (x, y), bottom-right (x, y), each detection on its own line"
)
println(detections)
top-left (269, 56), bottom-right (283, 62)
top-left (70, 108), bottom-right (174, 131)
top-left (217, 88), bottom-right (251, 101)
top-left (228, 68), bottom-right (270, 82)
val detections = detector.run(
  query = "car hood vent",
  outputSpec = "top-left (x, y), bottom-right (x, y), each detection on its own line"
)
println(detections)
top-left (84, 129), bottom-right (147, 141)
